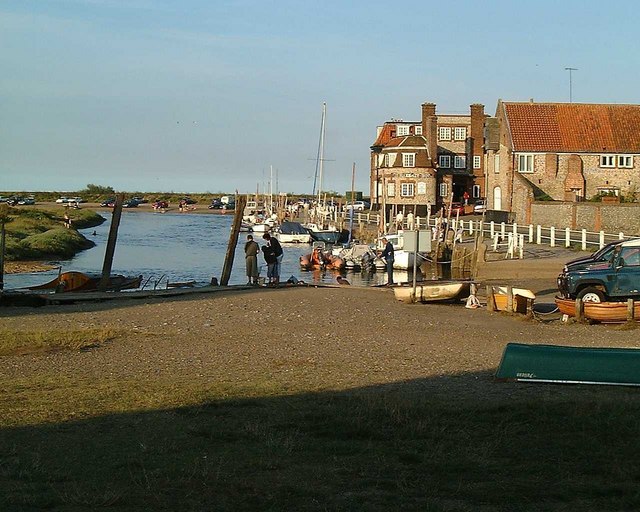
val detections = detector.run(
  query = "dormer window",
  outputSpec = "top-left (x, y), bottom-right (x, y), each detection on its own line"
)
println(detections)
top-left (402, 153), bottom-right (416, 167)
top-left (397, 125), bottom-right (409, 136)
top-left (517, 154), bottom-right (534, 173)
top-left (414, 125), bottom-right (423, 135)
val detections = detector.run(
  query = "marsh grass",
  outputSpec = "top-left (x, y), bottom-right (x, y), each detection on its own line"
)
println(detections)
top-left (0, 328), bottom-right (119, 356)
top-left (1, 373), bottom-right (640, 511)
top-left (3, 207), bottom-right (104, 260)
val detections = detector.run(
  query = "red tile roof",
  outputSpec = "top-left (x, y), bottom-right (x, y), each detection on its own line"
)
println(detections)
top-left (503, 102), bottom-right (640, 153)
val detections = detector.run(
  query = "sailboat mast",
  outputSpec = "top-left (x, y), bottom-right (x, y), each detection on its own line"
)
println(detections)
top-left (317, 102), bottom-right (326, 205)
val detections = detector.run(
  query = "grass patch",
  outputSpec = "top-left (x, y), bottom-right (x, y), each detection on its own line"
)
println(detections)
top-left (1, 375), bottom-right (640, 511)
top-left (1, 207), bottom-right (104, 260)
top-left (0, 328), bottom-right (119, 356)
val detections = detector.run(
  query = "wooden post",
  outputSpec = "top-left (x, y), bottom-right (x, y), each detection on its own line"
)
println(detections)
top-left (486, 285), bottom-right (495, 312)
top-left (575, 298), bottom-right (584, 322)
top-left (98, 193), bottom-right (125, 291)
top-left (220, 194), bottom-right (247, 286)
top-left (0, 204), bottom-right (7, 291)
top-left (506, 285), bottom-right (513, 313)
top-left (628, 299), bottom-right (635, 322)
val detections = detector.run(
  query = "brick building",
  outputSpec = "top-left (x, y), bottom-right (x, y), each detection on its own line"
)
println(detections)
top-left (370, 102), bottom-right (487, 214)
top-left (486, 100), bottom-right (640, 222)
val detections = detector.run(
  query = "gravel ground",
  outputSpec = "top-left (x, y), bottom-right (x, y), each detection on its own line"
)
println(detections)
top-left (2, 253), bottom-right (639, 406)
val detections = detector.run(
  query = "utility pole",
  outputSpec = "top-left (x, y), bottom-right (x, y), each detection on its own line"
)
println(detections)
top-left (565, 67), bottom-right (578, 103)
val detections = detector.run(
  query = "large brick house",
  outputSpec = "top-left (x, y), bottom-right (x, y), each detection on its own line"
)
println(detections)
top-left (370, 102), bottom-right (486, 214)
top-left (486, 100), bottom-right (640, 220)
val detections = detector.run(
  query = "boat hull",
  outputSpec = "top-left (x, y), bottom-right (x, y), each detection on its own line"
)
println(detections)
top-left (555, 297), bottom-right (640, 323)
top-left (28, 271), bottom-right (142, 293)
top-left (393, 281), bottom-right (471, 303)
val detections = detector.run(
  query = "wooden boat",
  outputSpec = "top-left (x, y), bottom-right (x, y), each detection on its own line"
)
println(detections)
top-left (300, 245), bottom-right (345, 270)
top-left (491, 286), bottom-right (535, 314)
top-left (393, 280), bottom-right (472, 304)
top-left (28, 271), bottom-right (143, 293)
top-left (555, 297), bottom-right (640, 323)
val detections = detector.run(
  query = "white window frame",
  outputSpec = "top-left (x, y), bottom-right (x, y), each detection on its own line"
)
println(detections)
top-left (417, 181), bottom-right (426, 195)
top-left (387, 182), bottom-right (395, 197)
top-left (454, 155), bottom-right (466, 169)
top-left (473, 155), bottom-right (481, 169)
top-left (517, 154), bottom-right (534, 173)
top-left (438, 127), bottom-right (451, 141)
top-left (454, 127), bottom-right (467, 141)
top-left (402, 153), bottom-right (416, 168)
top-left (400, 183), bottom-right (415, 197)
top-left (618, 155), bottom-right (633, 168)
top-left (383, 153), bottom-right (389, 167)
top-left (414, 125), bottom-right (422, 135)
top-left (439, 155), bottom-right (451, 168)
top-left (600, 155), bottom-right (615, 168)
top-left (439, 183), bottom-right (448, 197)
top-left (397, 125), bottom-right (409, 136)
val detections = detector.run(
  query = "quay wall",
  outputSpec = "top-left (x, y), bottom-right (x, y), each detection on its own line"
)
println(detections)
top-left (528, 202), bottom-right (640, 235)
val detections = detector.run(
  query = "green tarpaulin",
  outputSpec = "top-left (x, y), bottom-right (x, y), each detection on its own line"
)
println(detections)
top-left (495, 343), bottom-right (640, 386)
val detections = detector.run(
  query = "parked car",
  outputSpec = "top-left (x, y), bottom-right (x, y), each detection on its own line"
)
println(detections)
top-left (56, 197), bottom-right (69, 203)
top-left (132, 196), bottom-right (147, 204)
top-left (17, 196), bottom-right (35, 205)
top-left (561, 239), bottom-right (640, 274)
top-left (101, 198), bottom-right (116, 207)
top-left (181, 197), bottom-right (197, 205)
top-left (473, 199), bottom-right (486, 214)
top-left (208, 199), bottom-right (224, 209)
top-left (222, 201), bottom-right (236, 211)
top-left (557, 238), bottom-right (640, 302)
top-left (122, 199), bottom-right (139, 208)
top-left (153, 200), bottom-right (169, 209)
top-left (343, 200), bottom-right (370, 212)
top-left (448, 202), bottom-right (465, 215)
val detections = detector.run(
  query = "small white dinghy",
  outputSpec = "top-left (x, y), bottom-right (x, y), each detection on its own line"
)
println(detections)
top-left (393, 280), bottom-right (472, 304)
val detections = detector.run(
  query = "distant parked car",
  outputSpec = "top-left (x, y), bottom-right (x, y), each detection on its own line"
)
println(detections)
top-left (101, 198), bottom-right (116, 207)
top-left (473, 199), bottom-right (486, 214)
top-left (153, 200), bottom-right (169, 209)
top-left (17, 196), bottom-right (35, 205)
top-left (56, 197), bottom-right (69, 203)
top-left (181, 197), bottom-right (197, 205)
top-left (448, 202), bottom-right (465, 215)
top-left (343, 200), bottom-right (369, 212)
top-left (132, 196), bottom-right (147, 203)
top-left (208, 199), bottom-right (223, 209)
top-left (222, 201), bottom-right (236, 211)
top-left (122, 199), bottom-right (139, 208)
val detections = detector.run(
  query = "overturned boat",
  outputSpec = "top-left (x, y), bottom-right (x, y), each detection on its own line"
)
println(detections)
top-left (28, 271), bottom-right (143, 293)
top-left (393, 280), bottom-right (472, 304)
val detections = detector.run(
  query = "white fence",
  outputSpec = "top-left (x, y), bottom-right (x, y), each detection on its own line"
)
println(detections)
top-left (338, 211), bottom-right (630, 254)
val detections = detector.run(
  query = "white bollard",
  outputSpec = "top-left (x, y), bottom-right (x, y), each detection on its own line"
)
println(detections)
top-left (536, 225), bottom-right (542, 245)
top-left (512, 222), bottom-right (518, 238)
top-left (528, 224), bottom-right (534, 243)
top-left (582, 229), bottom-right (587, 251)
top-left (619, 232), bottom-right (625, 240)
top-left (490, 221), bottom-right (495, 238)
top-left (565, 227), bottom-right (571, 247)
top-left (493, 234), bottom-right (499, 251)
top-left (550, 226), bottom-right (555, 247)
top-left (519, 234), bottom-right (524, 259)
top-left (500, 222), bottom-right (506, 240)
top-left (469, 220), bottom-right (474, 235)
top-left (599, 231), bottom-right (605, 249)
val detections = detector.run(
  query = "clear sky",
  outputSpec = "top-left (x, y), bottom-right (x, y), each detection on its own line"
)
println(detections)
top-left (2, 0), bottom-right (639, 195)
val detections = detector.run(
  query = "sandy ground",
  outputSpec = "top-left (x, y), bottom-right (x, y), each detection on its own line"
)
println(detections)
top-left (2, 252), bottom-right (638, 406)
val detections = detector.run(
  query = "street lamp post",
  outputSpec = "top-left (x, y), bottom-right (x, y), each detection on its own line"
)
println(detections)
top-left (370, 144), bottom-right (383, 210)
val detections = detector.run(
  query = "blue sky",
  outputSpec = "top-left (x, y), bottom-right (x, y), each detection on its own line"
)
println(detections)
top-left (2, 0), bottom-right (639, 195)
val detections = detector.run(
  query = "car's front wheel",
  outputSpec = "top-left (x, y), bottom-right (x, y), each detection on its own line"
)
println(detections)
top-left (577, 287), bottom-right (605, 303)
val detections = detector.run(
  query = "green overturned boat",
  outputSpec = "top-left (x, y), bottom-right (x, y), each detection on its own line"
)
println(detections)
top-left (496, 343), bottom-right (640, 386)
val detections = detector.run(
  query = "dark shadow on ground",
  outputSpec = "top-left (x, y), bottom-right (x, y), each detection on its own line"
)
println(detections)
top-left (2, 370), bottom-right (640, 511)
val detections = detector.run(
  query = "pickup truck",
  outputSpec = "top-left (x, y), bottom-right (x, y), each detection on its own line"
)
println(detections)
top-left (557, 239), bottom-right (640, 302)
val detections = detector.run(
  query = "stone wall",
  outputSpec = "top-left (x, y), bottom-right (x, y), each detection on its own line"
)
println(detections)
top-left (529, 202), bottom-right (640, 235)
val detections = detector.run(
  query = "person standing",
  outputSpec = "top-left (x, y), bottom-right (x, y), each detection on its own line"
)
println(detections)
top-left (263, 233), bottom-right (283, 286)
top-left (380, 237), bottom-right (394, 286)
top-left (261, 243), bottom-right (277, 285)
top-left (244, 234), bottom-right (259, 285)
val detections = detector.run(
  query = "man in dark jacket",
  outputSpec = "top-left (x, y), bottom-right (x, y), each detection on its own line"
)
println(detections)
top-left (263, 233), bottom-right (283, 286)
top-left (380, 237), bottom-right (394, 285)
